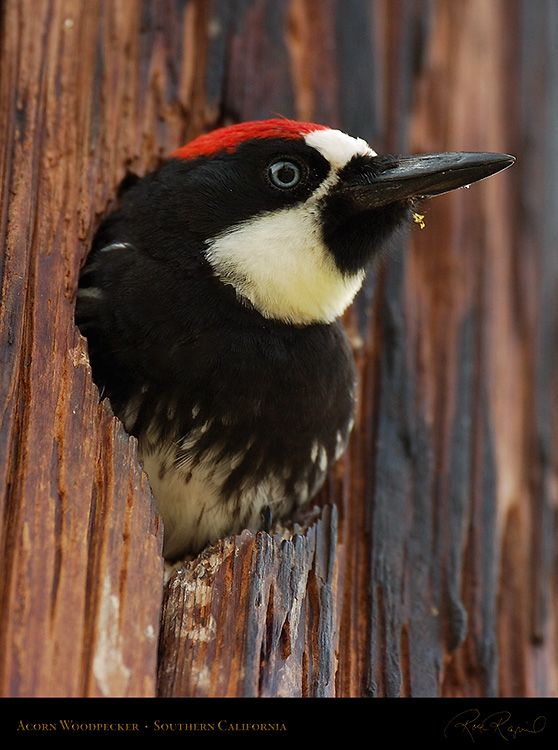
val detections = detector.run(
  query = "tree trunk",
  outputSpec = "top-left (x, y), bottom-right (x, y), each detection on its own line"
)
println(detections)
top-left (1, 0), bottom-right (556, 700)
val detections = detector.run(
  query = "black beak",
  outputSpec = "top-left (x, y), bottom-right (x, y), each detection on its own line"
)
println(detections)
top-left (344, 152), bottom-right (515, 208)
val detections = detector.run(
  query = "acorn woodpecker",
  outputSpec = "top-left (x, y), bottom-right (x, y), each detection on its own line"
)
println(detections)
top-left (76, 119), bottom-right (514, 560)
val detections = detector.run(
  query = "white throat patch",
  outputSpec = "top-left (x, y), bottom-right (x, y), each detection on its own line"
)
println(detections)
top-left (204, 127), bottom-right (375, 325)
top-left (205, 207), bottom-right (365, 325)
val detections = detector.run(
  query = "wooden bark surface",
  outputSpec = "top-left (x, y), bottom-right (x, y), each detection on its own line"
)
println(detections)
top-left (1, 0), bottom-right (557, 699)
top-left (0, 0), bottom-right (166, 698)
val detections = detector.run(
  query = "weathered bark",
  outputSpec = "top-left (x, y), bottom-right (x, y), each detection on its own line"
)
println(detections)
top-left (0, 0), bottom-right (556, 699)
top-left (0, 0), bottom-right (165, 697)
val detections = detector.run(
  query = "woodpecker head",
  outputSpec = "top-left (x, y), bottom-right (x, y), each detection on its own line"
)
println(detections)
top-left (116, 119), bottom-right (514, 326)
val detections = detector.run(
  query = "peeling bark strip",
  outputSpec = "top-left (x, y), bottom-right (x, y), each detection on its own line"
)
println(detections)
top-left (0, 0), bottom-right (557, 699)
top-left (158, 506), bottom-right (338, 698)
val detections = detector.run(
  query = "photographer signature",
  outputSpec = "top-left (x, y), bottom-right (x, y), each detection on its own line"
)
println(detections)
top-left (444, 709), bottom-right (546, 741)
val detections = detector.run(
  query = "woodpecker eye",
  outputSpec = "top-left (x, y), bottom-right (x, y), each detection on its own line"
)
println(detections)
top-left (268, 160), bottom-right (302, 189)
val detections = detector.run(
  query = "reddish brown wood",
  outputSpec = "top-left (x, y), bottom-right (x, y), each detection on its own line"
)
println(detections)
top-left (158, 506), bottom-right (338, 697)
top-left (0, 0), bottom-right (165, 697)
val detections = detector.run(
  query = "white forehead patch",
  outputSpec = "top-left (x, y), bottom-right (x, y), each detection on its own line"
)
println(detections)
top-left (305, 128), bottom-right (376, 170)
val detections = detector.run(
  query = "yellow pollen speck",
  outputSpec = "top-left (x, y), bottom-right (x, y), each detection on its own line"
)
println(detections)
top-left (413, 212), bottom-right (425, 229)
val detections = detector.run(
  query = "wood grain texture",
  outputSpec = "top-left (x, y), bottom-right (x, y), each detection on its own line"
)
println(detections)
top-left (0, 0), bottom-right (165, 697)
top-left (158, 506), bottom-right (338, 697)
top-left (0, 0), bottom-right (556, 698)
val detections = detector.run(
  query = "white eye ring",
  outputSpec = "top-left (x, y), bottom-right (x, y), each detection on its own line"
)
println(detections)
top-left (268, 160), bottom-right (302, 189)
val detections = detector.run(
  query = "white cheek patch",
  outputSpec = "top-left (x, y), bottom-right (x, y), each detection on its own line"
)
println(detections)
top-left (204, 204), bottom-right (365, 325)
top-left (305, 128), bottom-right (376, 169)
